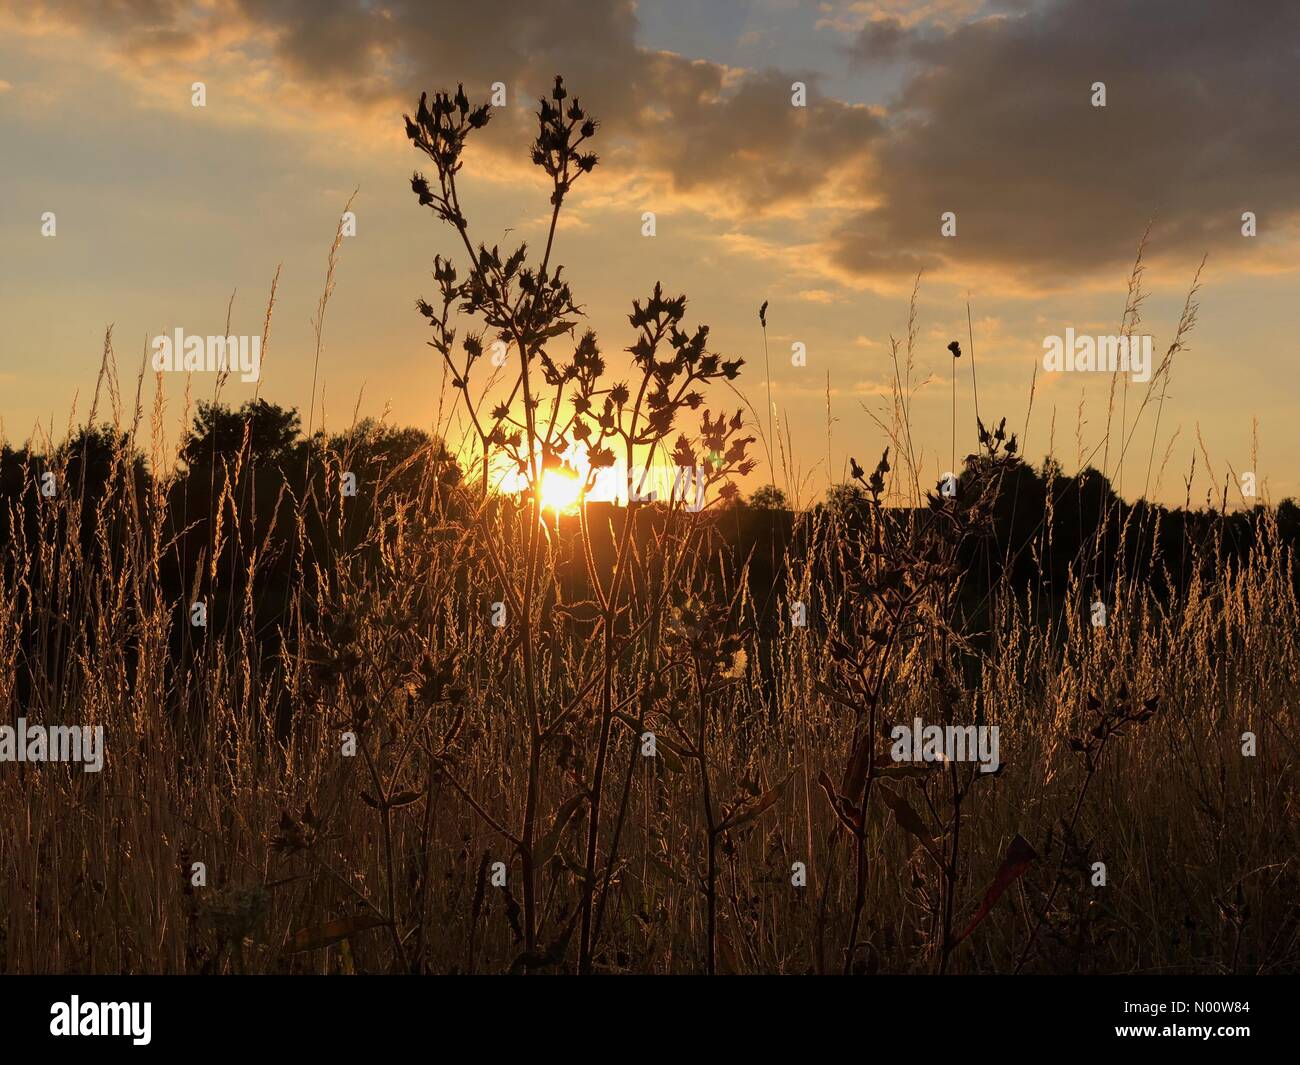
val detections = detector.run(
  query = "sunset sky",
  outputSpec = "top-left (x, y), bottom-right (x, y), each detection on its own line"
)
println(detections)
top-left (2, 0), bottom-right (1297, 506)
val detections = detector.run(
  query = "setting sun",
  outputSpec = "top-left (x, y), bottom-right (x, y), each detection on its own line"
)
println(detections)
top-left (539, 467), bottom-right (583, 513)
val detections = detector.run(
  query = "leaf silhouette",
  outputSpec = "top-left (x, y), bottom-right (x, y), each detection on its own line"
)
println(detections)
top-left (614, 712), bottom-right (686, 772)
top-left (954, 833), bottom-right (1038, 945)
top-left (877, 781), bottom-right (941, 865)
top-left (839, 733), bottom-right (873, 800)
top-left (283, 913), bottom-right (390, 953)
top-left (817, 770), bottom-right (862, 834)
top-left (534, 792), bottom-right (585, 866)
top-left (718, 771), bottom-right (793, 832)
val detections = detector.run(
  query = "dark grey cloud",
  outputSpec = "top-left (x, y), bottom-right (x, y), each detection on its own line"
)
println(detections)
top-left (11, 0), bottom-right (1299, 286)
top-left (848, 17), bottom-right (912, 64)
top-left (37, 0), bottom-right (880, 211)
top-left (245, 0), bottom-right (882, 211)
top-left (833, 0), bottom-right (1300, 283)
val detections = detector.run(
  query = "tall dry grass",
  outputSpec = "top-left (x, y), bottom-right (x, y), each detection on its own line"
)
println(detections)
top-left (0, 79), bottom-right (1295, 977)
top-left (2, 392), bottom-right (1295, 975)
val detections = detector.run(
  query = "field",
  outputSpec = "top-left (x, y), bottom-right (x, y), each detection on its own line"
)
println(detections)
top-left (1, 76), bottom-right (1296, 978)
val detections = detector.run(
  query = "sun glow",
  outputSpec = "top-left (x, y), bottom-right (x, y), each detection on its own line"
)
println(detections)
top-left (539, 467), bottom-right (583, 513)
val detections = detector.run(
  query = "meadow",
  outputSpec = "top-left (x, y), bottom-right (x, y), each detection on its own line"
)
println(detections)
top-left (0, 77), bottom-right (1295, 976)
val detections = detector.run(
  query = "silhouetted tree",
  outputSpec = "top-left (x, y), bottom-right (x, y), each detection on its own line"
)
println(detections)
top-left (749, 484), bottom-right (789, 510)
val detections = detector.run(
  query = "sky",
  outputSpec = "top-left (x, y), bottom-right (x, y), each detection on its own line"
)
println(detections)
top-left (1, 0), bottom-right (1298, 507)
